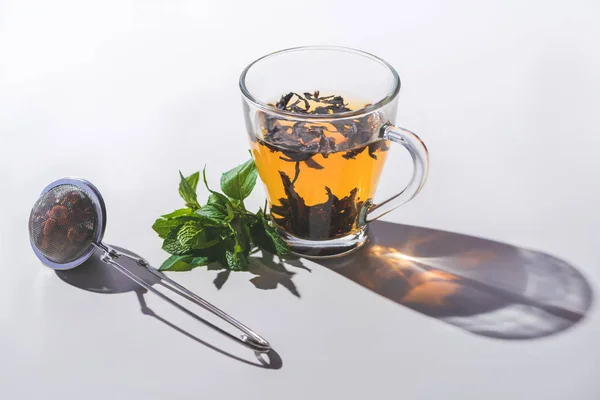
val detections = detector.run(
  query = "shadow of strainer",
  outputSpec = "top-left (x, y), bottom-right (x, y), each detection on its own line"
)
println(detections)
top-left (56, 247), bottom-right (282, 369)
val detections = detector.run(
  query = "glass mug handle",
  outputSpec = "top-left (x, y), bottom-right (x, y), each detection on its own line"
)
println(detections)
top-left (366, 123), bottom-right (430, 222)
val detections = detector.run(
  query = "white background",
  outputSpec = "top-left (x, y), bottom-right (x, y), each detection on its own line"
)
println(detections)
top-left (1, 1), bottom-right (599, 399)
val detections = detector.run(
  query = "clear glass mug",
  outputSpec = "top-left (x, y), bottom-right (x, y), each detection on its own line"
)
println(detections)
top-left (240, 46), bottom-right (429, 258)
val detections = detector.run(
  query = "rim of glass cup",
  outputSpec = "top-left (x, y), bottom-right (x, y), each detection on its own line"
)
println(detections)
top-left (239, 45), bottom-right (401, 120)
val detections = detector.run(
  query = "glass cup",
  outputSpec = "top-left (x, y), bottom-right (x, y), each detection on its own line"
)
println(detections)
top-left (240, 46), bottom-right (429, 258)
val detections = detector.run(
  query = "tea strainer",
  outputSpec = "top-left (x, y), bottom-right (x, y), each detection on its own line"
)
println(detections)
top-left (28, 178), bottom-right (271, 353)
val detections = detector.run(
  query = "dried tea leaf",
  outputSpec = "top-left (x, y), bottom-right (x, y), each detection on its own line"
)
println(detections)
top-left (318, 134), bottom-right (336, 158)
top-left (342, 145), bottom-right (368, 160)
top-left (304, 157), bottom-right (324, 169)
top-left (367, 140), bottom-right (391, 160)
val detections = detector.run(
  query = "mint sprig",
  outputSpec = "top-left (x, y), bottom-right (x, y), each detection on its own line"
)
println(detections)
top-left (152, 158), bottom-right (289, 272)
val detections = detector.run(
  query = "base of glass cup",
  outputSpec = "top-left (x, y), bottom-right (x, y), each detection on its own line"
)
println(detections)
top-left (277, 226), bottom-right (369, 259)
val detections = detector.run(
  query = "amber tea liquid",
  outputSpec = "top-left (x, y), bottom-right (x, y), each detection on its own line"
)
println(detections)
top-left (251, 92), bottom-right (390, 240)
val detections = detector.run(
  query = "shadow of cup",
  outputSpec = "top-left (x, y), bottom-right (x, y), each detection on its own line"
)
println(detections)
top-left (318, 221), bottom-right (594, 340)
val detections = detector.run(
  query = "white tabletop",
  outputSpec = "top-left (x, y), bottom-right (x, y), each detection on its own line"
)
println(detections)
top-left (1, 1), bottom-right (599, 399)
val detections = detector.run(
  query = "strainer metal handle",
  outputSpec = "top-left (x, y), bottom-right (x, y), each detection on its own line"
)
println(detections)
top-left (95, 243), bottom-right (271, 353)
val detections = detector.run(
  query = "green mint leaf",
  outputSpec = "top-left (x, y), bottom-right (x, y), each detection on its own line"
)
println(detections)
top-left (224, 249), bottom-right (248, 271)
top-left (188, 256), bottom-right (211, 266)
top-left (197, 204), bottom-right (228, 223)
top-left (179, 171), bottom-right (200, 210)
top-left (220, 158), bottom-right (258, 201)
top-left (231, 217), bottom-right (251, 252)
top-left (159, 254), bottom-right (211, 271)
top-left (186, 171), bottom-right (200, 192)
top-left (161, 208), bottom-right (195, 219)
top-left (152, 213), bottom-right (202, 239)
top-left (207, 193), bottom-right (235, 221)
top-left (159, 255), bottom-right (193, 271)
top-left (202, 166), bottom-right (214, 193)
top-left (153, 217), bottom-right (188, 239)
top-left (176, 221), bottom-right (203, 248)
top-left (202, 167), bottom-right (236, 219)
top-left (207, 192), bottom-right (226, 206)
top-left (225, 203), bottom-right (235, 221)
top-left (228, 217), bottom-right (252, 271)
top-left (201, 238), bottom-right (234, 263)
top-left (262, 219), bottom-right (289, 256)
top-left (249, 223), bottom-right (270, 253)
top-left (250, 210), bottom-right (289, 256)
top-left (162, 230), bottom-right (191, 255)
top-left (177, 221), bottom-right (219, 249)
top-left (157, 157), bottom-right (289, 276)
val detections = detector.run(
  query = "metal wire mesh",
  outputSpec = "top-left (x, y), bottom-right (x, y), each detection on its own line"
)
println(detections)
top-left (29, 184), bottom-right (98, 264)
